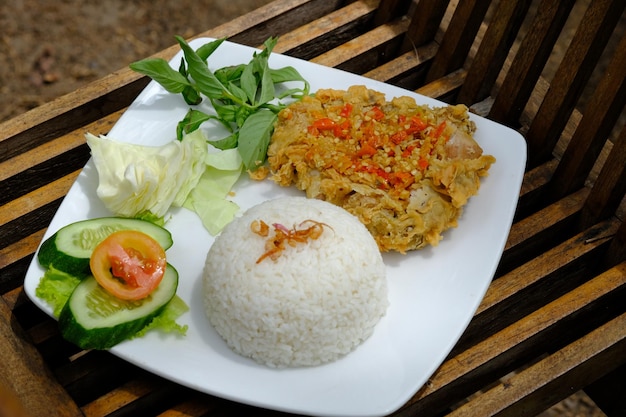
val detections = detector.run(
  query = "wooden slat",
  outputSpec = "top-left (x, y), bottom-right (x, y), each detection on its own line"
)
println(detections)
top-left (79, 373), bottom-right (198, 417)
top-left (0, 171), bottom-right (81, 260)
top-left (456, 0), bottom-right (533, 105)
top-left (0, 172), bottom-right (79, 227)
top-left (1, 288), bottom-right (27, 312)
top-left (0, 72), bottom-right (149, 164)
top-left (201, 0), bottom-right (348, 48)
top-left (156, 396), bottom-right (215, 417)
top-left (0, 232), bottom-right (44, 275)
top-left (604, 216), bottom-right (626, 268)
top-left (415, 68), bottom-right (466, 100)
top-left (273, 0), bottom-right (380, 56)
top-left (398, 262), bottom-right (626, 416)
top-left (0, 297), bottom-right (83, 417)
top-left (54, 352), bottom-right (145, 401)
top-left (525, 0), bottom-right (626, 167)
top-left (585, 363), bottom-right (626, 416)
top-left (548, 29), bottom-right (626, 198)
top-left (0, 110), bottom-right (121, 213)
top-left (81, 379), bottom-right (155, 417)
top-left (454, 219), bottom-right (618, 357)
top-left (501, 187), bottom-right (588, 259)
top-left (0, 134), bottom-right (83, 183)
top-left (310, 17), bottom-right (410, 69)
top-left (373, 0), bottom-right (411, 26)
top-left (425, 0), bottom-right (491, 83)
top-left (479, 218), bottom-right (619, 316)
top-left (449, 307), bottom-right (626, 416)
top-left (24, 318), bottom-right (59, 347)
top-left (401, 0), bottom-right (450, 50)
top-left (363, 43), bottom-right (438, 84)
top-left (581, 123), bottom-right (626, 228)
top-left (488, 0), bottom-right (575, 126)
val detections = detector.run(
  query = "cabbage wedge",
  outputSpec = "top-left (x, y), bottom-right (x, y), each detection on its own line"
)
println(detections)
top-left (86, 130), bottom-right (244, 234)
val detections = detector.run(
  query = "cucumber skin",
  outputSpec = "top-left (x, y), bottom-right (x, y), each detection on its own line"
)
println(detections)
top-left (58, 265), bottom-right (179, 350)
top-left (59, 299), bottom-right (168, 350)
top-left (38, 232), bottom-right (91, 278)
top-left (37, 217), bottom-right (173, 278)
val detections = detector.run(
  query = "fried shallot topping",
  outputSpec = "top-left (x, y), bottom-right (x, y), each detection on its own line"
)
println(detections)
top-left (250, 219), bottom-right (329, 263)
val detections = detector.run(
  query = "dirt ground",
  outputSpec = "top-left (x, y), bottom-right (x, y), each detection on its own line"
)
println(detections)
top-left (0, 0), bottom-right (273, 122)
top-left (0, 1), bottom-right (609, 416)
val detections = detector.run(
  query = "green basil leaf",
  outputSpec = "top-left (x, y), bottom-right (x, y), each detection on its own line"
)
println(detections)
top-left (270, 67), bottom-right (310, 100)
top-left (210, 133), bottom-right (239, 150)
top-left (129, 58), bottom-right (191, 93)
top-left (255, 37), bottom-right (277, 63)
top-left (258, 102), bottom-right (283, 114)
top-left (178, 57), bottom-right (188, 77)
top-left (176, 109), bottom-right (213, 140)
top-left (175, 36), bottom-right (227, 99)
top-left (212, 102), bottom-right (238, 124)
top-left (250, 38), bottom-right (279, 106)
top-left (274, 88), bottom-right (308, 101)
top-left (269, 66), bottom-right (301, 83)
top-left (227, 81), bottom-right (249, 105)
top-left (196, 38), bottom-right (226, 61)
top-left (262, 36), bottom-right (278, 54)
top-left (176, 58), bottom-right (202, 105)
top-left (240, 61), bottom-right (258, 104)
top-left (235, 106), bottom-right (252, 128)
top-left (257, 59), bottom-right (275, 105)
top-left (237, 110), bottom-right (277, 170)
top-left (181, 85), bottom-right (202, 105)
top-left (215, 64), bottom-right (245, 84)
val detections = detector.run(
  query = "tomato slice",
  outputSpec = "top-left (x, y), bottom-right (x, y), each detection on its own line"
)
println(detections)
top-left (90, 230), bottom-right (167, 300)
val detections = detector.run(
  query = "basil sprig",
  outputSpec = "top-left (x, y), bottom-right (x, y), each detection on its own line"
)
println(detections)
top-left (129, 36), bottom-right (310, 170)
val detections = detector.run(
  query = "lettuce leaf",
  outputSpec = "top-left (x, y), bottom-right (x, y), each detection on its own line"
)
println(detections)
top-left (35, 267), bottom-right (81, 317)
top-left (134, 295), bottom-right (189, 338)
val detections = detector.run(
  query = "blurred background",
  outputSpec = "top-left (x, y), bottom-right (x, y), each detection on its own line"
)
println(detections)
top-left (0, 0), bottom-right (273, 122)
top-left (0, 0), bottom-right (611, 415)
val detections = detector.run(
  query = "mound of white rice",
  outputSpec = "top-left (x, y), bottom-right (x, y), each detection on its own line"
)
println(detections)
top-left (203, 196), bottom-right (388, 368)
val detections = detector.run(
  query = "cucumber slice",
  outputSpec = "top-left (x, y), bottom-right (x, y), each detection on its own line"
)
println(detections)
top-left (58, 264), bottom-right (179, 350)
top-left (38, 217), bottom-right (173, 278)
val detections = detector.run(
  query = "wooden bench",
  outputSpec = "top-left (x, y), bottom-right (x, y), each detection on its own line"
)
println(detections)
top-left (1, 0), bottom-right (625, 415)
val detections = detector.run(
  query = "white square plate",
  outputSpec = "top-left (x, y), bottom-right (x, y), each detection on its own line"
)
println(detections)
top-left (24, 38), bottom-right (526, 416)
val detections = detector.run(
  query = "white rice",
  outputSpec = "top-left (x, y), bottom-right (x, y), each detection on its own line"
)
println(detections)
top-left (203, 196), bottom-right (388, 368)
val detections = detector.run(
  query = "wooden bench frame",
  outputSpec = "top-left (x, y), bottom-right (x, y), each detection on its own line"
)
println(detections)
top-left (2, 0), bottom-right (625, 416)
